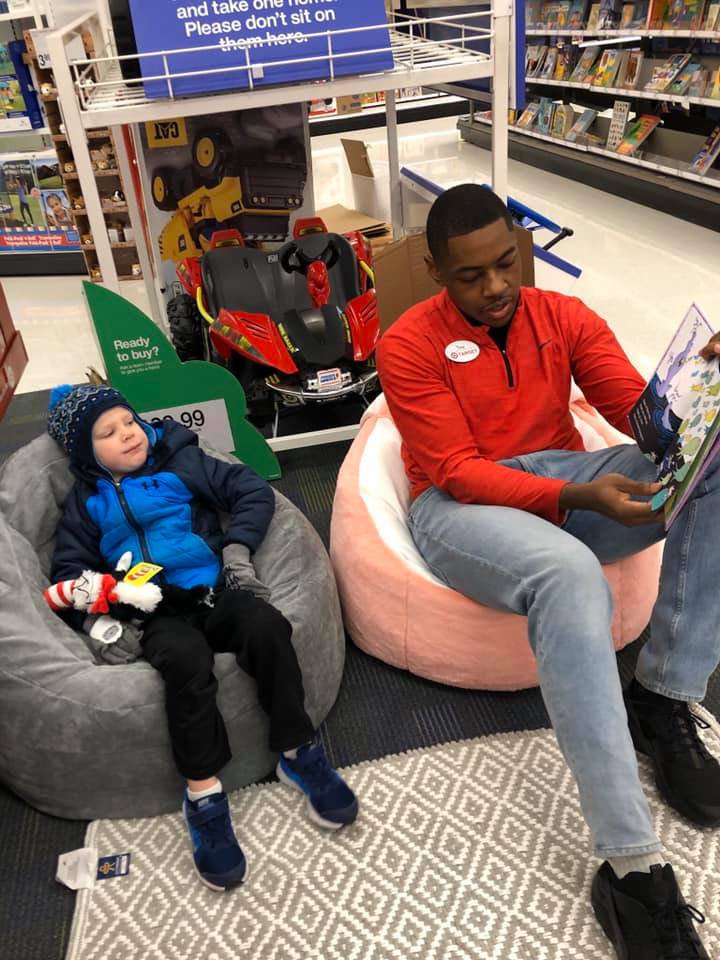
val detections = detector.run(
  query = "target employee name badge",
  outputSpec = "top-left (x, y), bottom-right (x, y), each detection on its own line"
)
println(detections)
top-left (445, 340), bottom-right (480, 364)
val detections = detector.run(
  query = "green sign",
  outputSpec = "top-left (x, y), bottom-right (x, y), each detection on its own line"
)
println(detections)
top-left (84, 282), bottom-right (280, 479)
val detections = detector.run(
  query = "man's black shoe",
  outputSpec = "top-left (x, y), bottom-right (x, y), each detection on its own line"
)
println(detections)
top-left (591, 861), bottom-right (708, 959)
top-left (625, 679), bottom-right (720, 827)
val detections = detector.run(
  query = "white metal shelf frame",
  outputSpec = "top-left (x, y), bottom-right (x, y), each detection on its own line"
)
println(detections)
top-left (45, 6), bottom-right (513, 302)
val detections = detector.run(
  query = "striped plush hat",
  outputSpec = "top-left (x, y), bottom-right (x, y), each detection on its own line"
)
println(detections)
top-left (47, 384), bottom-right (137, 469)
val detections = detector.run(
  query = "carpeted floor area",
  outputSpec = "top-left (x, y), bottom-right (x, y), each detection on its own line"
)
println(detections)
top-left (2, 388), bottom-right (720, 960)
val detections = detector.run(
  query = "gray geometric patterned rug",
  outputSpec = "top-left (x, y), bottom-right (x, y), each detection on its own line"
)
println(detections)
top-left (66, 728), bottom-right (720, 960)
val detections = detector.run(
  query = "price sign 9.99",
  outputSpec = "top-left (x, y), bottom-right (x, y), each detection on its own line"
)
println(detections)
top-left (141, 399), bottom-right (234, 452)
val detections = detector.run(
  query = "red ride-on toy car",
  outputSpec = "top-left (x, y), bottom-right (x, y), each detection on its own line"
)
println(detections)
top-left (166, 217), bottom-right (380, 423)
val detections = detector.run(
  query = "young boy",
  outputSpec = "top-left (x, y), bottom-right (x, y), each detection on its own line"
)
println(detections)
top-left (46, 383), bottom-right (358, 891)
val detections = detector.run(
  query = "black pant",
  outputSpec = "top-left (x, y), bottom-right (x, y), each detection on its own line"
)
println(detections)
top-left (141, 588), bottom-right (315, 780)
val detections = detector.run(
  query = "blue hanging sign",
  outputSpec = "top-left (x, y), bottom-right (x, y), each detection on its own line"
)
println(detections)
top-left (127, 0), bottom-right (394, 98)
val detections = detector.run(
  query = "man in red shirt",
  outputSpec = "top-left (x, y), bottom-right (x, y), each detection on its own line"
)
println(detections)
top-left (377, 183), bottom-right (720, 959)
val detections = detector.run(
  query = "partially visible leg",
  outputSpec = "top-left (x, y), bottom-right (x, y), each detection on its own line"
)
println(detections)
top-left (205, 589), bottom-right (358, 828)
top-left (141, 614), bottom-right (246, 891)
top-left (409, 486), bottom-right (659, 860)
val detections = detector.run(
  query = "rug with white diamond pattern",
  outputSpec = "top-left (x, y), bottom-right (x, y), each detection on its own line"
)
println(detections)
top-left (66, 728), bottom-right (720, 960)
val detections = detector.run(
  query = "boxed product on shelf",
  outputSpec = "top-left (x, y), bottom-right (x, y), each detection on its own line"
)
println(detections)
top-left (336, 94), bottom-right (364, 116)
top-left (0, 40), bottom-right (43, 132)
top-left (689, 125), bottom-right (720, 174)
top-left (615, 113), bottom-right (662, 154)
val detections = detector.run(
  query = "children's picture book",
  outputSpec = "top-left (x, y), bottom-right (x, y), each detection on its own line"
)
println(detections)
top-left (566, 106), bottom-right (598, 140)
top-left (598, 0), bottom-right (624, 26)
top-left (711, 68), bottom-right (720, 99)
top-left (517, 102), bottom-right (541, 128)
top-left (621, 1), bottom-right (636, 24)
top-left (537, 97), bottom-right (557, 134)
top-left (630, 0), bottom-right (651, 23)
top-left (629, 304), bottom-right (720, 528)
top-left (540, 48), bottom-right (559, 79)
top-left (587, 2), bottom-right (603, 27)
top-left (687, 67), bottom-right (709, 97)
top-left (705, 2), bottom-right (720, 27)
top-left (688, 125), bottom-right (720, 175)
top-left (551, 103), bottom-right (576, 137)
top-left (644, 54), bottom-right (692, 92)
top-left (666, 62), bottom-right (703, 96)
top-left (593, 49), bottom-right (623, 87)
top-left (527, 0), bottom-right (544, 27)
top-left (540, 0), bottom-right (572, 26)
top-left (568, 0), bottom-right (591, 26)
top-left (570, 47), bottom-right (598, 81)
top-left (618, 50), bottom-right (644, 88)
top-left (526, 45), bottom-right (542, 74)
top-left (615, 113), bottom-right (661, 153)
top-left (605, 99), bottom-right (631, 147)
top-left (647, 0), bottom-right (670, 26)
top-left (530, 46), bottom-right (550, 76)
top-left (666, 0), bottom-right (706, 27)
top-left (553, 45), bottom-right (577, 80)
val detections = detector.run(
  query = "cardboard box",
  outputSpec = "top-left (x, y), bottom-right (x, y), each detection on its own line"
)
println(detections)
top-left (336, 94), bottom-right (363, 116)
top-left (373, 227), bottom-right (536, 334)
top-left (0, 283), bottom-right (28, 422)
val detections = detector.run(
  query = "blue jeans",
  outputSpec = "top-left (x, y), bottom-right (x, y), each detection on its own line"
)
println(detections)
top-left (408, 443), bottom-right (720, 858)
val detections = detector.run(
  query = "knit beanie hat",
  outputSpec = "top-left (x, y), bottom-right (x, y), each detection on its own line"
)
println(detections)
top-left (47, 384), bottom-right (139, 469)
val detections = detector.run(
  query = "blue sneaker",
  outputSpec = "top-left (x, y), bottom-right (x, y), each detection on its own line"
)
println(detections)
top-left (182, 791), bottom-right (248, 891)
top-left (277, 741), bottom-right (358, 829)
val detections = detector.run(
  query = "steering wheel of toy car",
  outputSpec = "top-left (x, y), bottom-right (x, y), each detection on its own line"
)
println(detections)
top-left (280, 240), bottom-right (339, 274)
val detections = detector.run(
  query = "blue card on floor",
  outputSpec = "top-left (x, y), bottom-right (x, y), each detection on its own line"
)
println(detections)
top-left (96, 853), bottom-right (131, 880)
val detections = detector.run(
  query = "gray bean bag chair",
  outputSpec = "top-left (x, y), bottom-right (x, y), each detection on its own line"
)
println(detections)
top-left (0, 434), bottom-right (345, 820)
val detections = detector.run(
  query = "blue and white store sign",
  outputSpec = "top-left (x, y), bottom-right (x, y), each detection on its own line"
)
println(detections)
top-left (128, 0), bottom-right (394, 98)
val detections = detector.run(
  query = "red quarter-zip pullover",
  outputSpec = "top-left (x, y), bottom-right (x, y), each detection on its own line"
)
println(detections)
top-left (376, 287), bottom-right (646, 524)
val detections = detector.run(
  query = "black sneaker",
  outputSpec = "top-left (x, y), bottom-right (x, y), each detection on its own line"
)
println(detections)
top-left (591, 861), bottom-right (708, 959)
top-left (625, 679), bottom-right (720, 827)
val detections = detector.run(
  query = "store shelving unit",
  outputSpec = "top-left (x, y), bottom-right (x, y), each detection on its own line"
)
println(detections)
top-left (45, 6), bottom-right (513, 301)
top-left (41, 5), bottom-right (513, 450)
top-left (458, 3), bottom-right (720, 230)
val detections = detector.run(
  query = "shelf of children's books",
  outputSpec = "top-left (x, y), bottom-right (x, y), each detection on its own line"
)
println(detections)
top-left (472, 113), bottom-right (720, 189)
top-left (526, 76), bottom-right (720, 108)
top-left (0, 126), bottom-right (50, 136)
top-left (526, 29), bottom-right (720, 39)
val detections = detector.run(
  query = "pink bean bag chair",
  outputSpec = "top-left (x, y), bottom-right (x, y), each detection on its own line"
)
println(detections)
top-left (330, 392), bottom-right (663, 690)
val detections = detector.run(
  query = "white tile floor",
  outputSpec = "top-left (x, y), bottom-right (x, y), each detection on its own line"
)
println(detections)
top-left (6, 115), bottom-right (720, 394)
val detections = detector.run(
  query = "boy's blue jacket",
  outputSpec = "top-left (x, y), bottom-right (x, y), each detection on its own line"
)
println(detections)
top-left (51, 420), bottom-right (275, 590)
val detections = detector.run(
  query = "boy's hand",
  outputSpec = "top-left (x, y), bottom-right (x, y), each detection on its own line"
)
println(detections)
top-left (223, 543), bottom-right (271, 601)
top-left (83, 615), bottom-right (143, 665)
top-left (560, 474), bottom-right (665, 527)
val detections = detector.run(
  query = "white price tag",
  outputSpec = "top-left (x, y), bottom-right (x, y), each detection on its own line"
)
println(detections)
top-left (56, 847), bottom-right (97, 890)
top-left (142, 399), bottom-right (234, 453)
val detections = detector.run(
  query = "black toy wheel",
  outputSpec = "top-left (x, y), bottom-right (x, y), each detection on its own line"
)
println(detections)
top-left (192, 128), bottom-right (232, 183)
top-left (151, 167), bottom-right (178, 211)
top-left (167, 294), bottom-right (205, 361)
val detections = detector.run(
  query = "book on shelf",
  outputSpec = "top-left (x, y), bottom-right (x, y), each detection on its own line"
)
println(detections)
top-left (647, 0), bottom-right (669, 27)
top-left (644, 53), bottom-right (692, 91)
top-left (568, 0), bottom-right (591, 26)
top-left (530, 46), bottom-right (550, 76)
top-left (593, 49), bottom-right (623, 87)
top-left (539, 0), bottom-right (573, 26)
top-left (620, 2), bottom-right (636, 25)
top-left (618, 50), bottom-right (644, 88)
top-left (553, 45), bottom-right (577, 80)
top-left (540, 48), bottom-right (559, 79)
top-left (666, 0), bottom-right (707, 28)
top-left (687, 67), bottom-right (709, 97)
top-left (688, 125), bottom-right (720, 174)
top-left (517, 102), bottom-right (541, 128)
top-left (571, 47), bottom-right (599, 81)
top-left (630, 304), bottom-right (720, 530)
top-left (527, 0), bottom-right (544, 27)
top-left (630, 0), bottom-right (651, 23)
top-left (598, 0), bottom-right (624, 27)
top-left (551, 104), bottom-right (576, 137)
top-left (615, 113), bottom-right (662, 153)
top-left (705, 2), bottom-right (720, 27)
top-left (710, 67), bottom-right (720, 98)
top-left (566, 107), bottom-right (598, 140)
top-left (526, 44), bottom-right (542, 73)
top-left (587, 2), bottom-right (602, 28)
top-left (605, 100), bottom-right (631, 147)
top-left (667, 62), bottom-right (703, 96)
top-left (537, 97), bottom-right (558, 134)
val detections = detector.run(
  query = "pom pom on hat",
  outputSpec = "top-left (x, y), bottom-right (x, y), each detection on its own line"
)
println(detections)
top-left (49, 384), bottom-right (75, 412)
